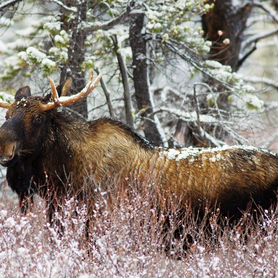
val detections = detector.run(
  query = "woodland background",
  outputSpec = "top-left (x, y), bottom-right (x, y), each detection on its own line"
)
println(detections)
top-left (0, 0), bottom-right (277, 277)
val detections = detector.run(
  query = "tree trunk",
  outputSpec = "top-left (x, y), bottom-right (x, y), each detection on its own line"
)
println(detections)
top-left (129, 13), bottom-right (162, 146)
top-left (202, 0), bottom-right (252, 71)
top-left (273, 0), bottom-right (278, 10)
top-left (59, 0), bottom-right (88, 118)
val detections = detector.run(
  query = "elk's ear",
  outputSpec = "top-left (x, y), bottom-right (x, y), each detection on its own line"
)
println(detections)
top-left (15, 86), bottom-right (31, 101)
top-left (42, 93), bottom-right (52, 103)
top-left (61, 78), bottom-right (72, 97)
top-left (56, 78), bottom-right (72, 97)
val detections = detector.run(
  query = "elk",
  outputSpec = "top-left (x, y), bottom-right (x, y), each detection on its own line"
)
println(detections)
top-left (0, 75), bottom-right (277, 227)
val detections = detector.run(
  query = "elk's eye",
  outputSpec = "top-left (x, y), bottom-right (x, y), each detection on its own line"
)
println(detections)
top-left (33, 116), bottom-right (42, 125)
top-left (5, 113), bottom-right (9, 120)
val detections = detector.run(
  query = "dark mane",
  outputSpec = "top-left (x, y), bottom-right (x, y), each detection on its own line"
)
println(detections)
top-left (50, 109), bottom-right (154, 150)
top-left (90, 117), bottom-right (155, 150)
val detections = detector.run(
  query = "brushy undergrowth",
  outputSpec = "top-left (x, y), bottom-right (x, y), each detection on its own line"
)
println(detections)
top-left (0, 182), bottom-right (277, 278)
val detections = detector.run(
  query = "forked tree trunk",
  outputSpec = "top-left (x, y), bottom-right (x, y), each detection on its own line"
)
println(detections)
top-left (175, 0), bottom-right (252, 147)
top-left (59, 0), bottom-right (88, 118)
top-left (129, 13), bottom-right (162, 146)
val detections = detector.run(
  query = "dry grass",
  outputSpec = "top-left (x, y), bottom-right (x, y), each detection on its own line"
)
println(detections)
top-left (0, 181), bottom-right (277, 278)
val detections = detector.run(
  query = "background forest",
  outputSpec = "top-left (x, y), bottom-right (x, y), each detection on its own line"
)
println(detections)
top-left (0, 0), bottom-right (277, 277)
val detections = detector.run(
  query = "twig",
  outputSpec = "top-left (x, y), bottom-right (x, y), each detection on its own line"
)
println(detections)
top-left (243, 76), bottom-right (278, 90)
top-left (52, 0), bottom-right (77, 12)
top-left (193, 84), bottom-right (201, 128)
top-left (0, 0), bottom-right (22, 11)
top-left (160, 38), bottom-right (234, 92)
top-left (262, 134), bottom-right (278, 149)
top-left (95, 69), bottom-right (115, 118)
top-left (89, 97), bottom-right (123, 113)
top-left (237, 45), bottom-right (257, 69)
top-left (222, 125), bottom-right (250, 145)
top-left (111, 34), bottom-right (134, 128)
top-left (253, 1), bottom-right (278, 24)
top-left (151, 107), bottom-right (232, 125)
top-left (84, 4), bottom-right (136, 33)
top-left (244, 28), bottom-right (278, 49)
top-left (198, 126), bottom-right (225, 147)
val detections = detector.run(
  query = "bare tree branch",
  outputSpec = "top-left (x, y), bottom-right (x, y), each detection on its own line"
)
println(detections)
top-left (89, 97), bottom-right (123, 114)
top-left (52, 0), bottom-right (77, 12)
top-left (253, 1), bottom-right (278, 24)
top-left (151, 107), bottom-right (232, 125)
top-left (160, 38), bottom-right (234, 92)
top-left (244, 28), bottom-right (278, 49)
top-left (237, 45), bottom-right (257, 69)
top-left (84, 5), bottom-right (135, 33)
top-left (111, 35), bottom-right (134, 128)
top-left (198, 126), bottom-right (225, 147)
top-left (95, 68), bottom-right (115, 118)
top-left (243, 76), bottom-right (278, 90)
top-left (0, 0), bottom-right (22, 12)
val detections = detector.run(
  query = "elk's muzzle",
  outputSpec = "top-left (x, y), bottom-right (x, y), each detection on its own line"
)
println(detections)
top-left (0, 142), bottom-right (17, 166)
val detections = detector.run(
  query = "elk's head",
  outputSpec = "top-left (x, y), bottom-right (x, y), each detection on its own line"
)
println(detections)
top-left (0, 75), bottom-right (101, 166)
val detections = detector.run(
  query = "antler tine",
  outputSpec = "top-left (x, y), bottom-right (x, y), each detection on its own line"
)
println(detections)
top-left (40, 74), bottom-right (101, 112)
top-left (39, 79), bottom-right (62, 112)
top-left (58, 74), bottom-right (101, 107)
top-left (49, 78), bottom-right (61, 105)
top-left (89, 70), bottom-right (94, 81)
top-left (0, 101), bottom-right (11, 109)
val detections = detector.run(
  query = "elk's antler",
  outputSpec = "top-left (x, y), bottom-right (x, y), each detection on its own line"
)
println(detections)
top-left (40, 74), bottom-right (102, 112)
top-left (0, 101), bottom-right (11, 109)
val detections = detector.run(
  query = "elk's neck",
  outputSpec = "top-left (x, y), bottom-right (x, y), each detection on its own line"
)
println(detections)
top-left (78, 118), bottom-right (156, 183)
top-left (42, 113), bottom-right (156, 185)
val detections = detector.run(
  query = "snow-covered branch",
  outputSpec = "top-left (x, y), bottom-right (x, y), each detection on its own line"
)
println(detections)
top-left (161, 38), bottom-right (234, 92)
top-left (0, 0), bottom-right (22, 12)
top-left (243, 76), bottom-right (278, 91)
top-left (84, 7), bottom-right (133, 33)
top-left (151, 107), bottom-right (232, 125)
top-left (52, 0), bottom-right (77, 13)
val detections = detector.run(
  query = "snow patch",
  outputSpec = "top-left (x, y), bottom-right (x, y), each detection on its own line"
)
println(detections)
top-left (161, 145), bottom-right (274, 162)
top-left (0, 17), bottom-right (13, 27)
top-left (26, 47), bottom-right (46, 62)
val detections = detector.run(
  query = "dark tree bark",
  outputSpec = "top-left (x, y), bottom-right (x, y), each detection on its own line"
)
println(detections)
top-left (129, 13), bottom-right (162, 146)
top-left (59, 0), bottom-right (88, 118)
top-left (202, 0), bottom-right (252, 71)
top-left (273, 0), bottom-right (278, 10)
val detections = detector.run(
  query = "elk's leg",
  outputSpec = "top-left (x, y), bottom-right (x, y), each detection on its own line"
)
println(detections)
top-left (47, 198), bottom-right (64, 237)
top-left (19, 193), bottom-right (34, 215)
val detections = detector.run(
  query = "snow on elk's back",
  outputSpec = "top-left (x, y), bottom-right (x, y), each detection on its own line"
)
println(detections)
top-left (161, 145), bottom-right (276, 163)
